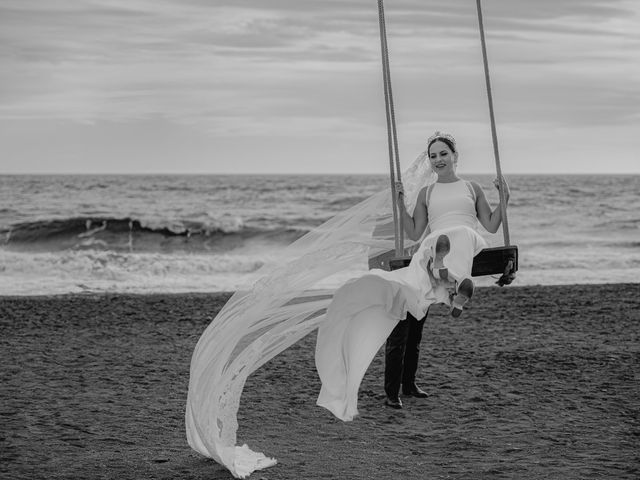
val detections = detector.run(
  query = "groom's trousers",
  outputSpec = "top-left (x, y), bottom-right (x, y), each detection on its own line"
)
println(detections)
top-left (384, 311), bottom-right (427, 398)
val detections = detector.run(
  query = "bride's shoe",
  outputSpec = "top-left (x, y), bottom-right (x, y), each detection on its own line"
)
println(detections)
top-left (432, 234), bottom-right (450, 281)
top-left (451, 278), bottom-right (474, 318)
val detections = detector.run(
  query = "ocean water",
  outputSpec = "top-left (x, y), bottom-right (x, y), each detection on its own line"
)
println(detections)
top-left (0, 174), bottom-right (638, 295)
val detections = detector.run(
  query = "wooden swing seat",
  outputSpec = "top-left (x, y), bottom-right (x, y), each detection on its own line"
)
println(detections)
top-left (471, 245), bottom-right (518, 277)
top-left (369, 245), bottom-right (519, 277)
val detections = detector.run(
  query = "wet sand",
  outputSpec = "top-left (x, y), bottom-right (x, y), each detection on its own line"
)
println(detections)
top-left (1, 283), bottom-right (639, 479)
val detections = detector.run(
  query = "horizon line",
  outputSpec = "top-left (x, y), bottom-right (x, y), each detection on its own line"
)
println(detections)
top-left (1, 171), bottom-right (639, 176)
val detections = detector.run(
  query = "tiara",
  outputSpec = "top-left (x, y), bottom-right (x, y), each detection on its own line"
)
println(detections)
top-left (427, 131), bottom-right (456, 147)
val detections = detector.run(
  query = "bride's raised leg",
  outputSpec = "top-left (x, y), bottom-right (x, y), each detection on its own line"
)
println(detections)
top-left (432, 234), bottom-right (451, 281)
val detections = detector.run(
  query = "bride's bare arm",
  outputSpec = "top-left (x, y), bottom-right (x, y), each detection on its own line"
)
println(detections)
top-left (473, 178), bottom-right (510, 233)
top-left (398, 185), bottom-right (428, 241)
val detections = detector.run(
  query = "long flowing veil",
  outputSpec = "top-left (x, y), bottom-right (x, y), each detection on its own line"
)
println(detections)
top-left (185, 151), bottom-right (436, 478)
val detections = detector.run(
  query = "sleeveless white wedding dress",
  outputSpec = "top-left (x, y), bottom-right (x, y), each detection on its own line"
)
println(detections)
top-left (185, 153), bottom-right (486, 478)
top-left (315, 179), bottom-right (487, 420)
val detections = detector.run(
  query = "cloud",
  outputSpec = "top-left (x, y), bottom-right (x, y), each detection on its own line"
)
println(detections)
top-left (0, 0), bottom-right (638, 174)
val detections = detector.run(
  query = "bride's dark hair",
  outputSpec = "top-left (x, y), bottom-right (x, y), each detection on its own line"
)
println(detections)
top-left (427, 133), bottom-right (457, 154)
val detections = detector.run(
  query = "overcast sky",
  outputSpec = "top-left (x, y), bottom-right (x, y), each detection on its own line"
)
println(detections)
top-left (1, 0), bottom-right (639, 174)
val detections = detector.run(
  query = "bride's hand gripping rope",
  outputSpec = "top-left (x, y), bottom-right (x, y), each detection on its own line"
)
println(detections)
top-left (395, 181), bottom-right (404, 198)
top-left (395, 181), bottom-right (410, 216)
top-left (493, 176), bottom-right (510, 204)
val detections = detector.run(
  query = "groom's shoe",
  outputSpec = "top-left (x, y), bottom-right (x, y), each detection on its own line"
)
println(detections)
top-left (384, 396), bottom-right (403, 409)
top-left (402, 384), bottom-right (429, 398)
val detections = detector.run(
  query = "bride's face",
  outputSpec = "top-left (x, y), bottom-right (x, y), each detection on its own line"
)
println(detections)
top-left (428, 141), bottom-right (457, 175)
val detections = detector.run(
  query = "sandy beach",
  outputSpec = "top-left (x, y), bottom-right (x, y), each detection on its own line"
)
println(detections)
top-left (1, 283), bottom-right (639, 479)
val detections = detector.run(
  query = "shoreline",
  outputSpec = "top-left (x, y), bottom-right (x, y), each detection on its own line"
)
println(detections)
top-left (1, 281), bottom-right (638, 300)
top-left (2, 283), bottom-right (639, 479)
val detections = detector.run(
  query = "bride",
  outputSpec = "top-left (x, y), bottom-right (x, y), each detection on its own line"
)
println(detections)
top-left (185, 132), bottom-right (510, 478)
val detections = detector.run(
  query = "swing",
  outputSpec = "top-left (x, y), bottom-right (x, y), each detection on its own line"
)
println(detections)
top-left (369, 0), bottom-right (518, 287)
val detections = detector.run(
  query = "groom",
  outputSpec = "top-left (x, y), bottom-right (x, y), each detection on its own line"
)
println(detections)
top-left (384, 311), bottom-right (429, 408)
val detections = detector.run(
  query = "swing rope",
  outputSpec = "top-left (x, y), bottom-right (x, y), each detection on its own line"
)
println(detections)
top-left (475, 0), bottom-right (511, 246)
top-left (373, 0), bottom-right (517, 283)
top-left (377, 0), bottom-right (404, 256)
